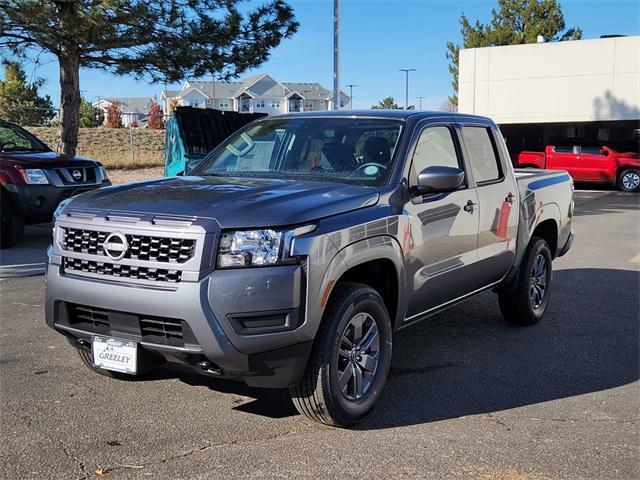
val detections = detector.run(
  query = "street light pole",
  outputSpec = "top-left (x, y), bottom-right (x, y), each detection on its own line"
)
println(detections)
top-left (346, 84), bottom-right (358, 109)
top-left (417, 96), bottom-right (426, 109)
top-left (332, 0), bottom-right (340, 110)
top-left (398, 68), bottom-right (416, 109)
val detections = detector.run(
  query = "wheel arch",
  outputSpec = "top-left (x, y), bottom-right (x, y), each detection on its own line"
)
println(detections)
top-left (316, 235), bottom-right (406, 332)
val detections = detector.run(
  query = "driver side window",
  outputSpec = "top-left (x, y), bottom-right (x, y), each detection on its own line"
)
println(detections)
top-left (412, 126), bottom-right (461, 173)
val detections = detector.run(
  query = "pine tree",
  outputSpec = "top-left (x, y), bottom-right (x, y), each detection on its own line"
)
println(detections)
top-left (0, 61), bottom-right (55, 126)
top-left (1, 1), bottom-right (298, 155)
top-left (446, 0), bottom-right (582, 106)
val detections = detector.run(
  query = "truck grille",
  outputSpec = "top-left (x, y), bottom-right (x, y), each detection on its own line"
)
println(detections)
top-left (139, 315), bottom-right (184, 341)
top-left (62, 227), bottom-right (196, 264)
top-left (63, 257), bottom-right (182, 283)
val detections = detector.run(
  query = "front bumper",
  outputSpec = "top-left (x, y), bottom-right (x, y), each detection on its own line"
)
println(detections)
top-left (45, 258), bottom-right (312, 388)
top-left (4, 182), bottom-right (111, 223)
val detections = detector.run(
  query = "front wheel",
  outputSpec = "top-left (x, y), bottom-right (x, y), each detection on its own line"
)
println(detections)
top-left (290, 282), bottom-right (392, 427)
top-left (498, 236), bottom-right (553, 326)
top-left (617, 168), bottom-right (640, 192)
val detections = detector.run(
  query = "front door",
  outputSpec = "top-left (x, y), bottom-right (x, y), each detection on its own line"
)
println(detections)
top-left (577, 145), bottom-right (614, 182)
top-left (404, 123), bottom-right (481, 319)
top-left (459, 124), bottom-right (519, 287)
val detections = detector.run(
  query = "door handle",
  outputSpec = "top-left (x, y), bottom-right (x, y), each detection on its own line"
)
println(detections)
top-left (506, 192), bottom-right (515, 204)
top-left (463, 200), bottom-right (477, 213)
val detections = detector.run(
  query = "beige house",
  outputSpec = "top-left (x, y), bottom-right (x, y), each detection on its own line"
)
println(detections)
top-left (161, 73), bottom-right (350, 116)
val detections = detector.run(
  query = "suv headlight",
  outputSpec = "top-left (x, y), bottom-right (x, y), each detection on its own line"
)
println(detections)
top-left (217, 225), bottom-right (315, 268)
top-left (22, 168), bottom-right (49, 184)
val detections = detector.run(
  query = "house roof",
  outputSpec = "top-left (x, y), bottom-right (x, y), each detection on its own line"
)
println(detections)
top-left (174, 74), bottom-right (350, 101)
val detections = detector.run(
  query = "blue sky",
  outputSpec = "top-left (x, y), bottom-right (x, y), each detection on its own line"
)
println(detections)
top-left (11, 0), bottom-right (640, 110)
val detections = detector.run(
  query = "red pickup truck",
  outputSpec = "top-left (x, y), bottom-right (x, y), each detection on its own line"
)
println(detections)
top-left (518, 139), bottom-right (639, 192)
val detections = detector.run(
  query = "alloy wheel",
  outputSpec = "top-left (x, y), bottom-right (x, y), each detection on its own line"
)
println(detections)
top-left (529, 254), bottom-right (547, 310)
top-left (336, 312), bottom-right (380, 401)
top-left (622, 172), bottom-right (640, 191)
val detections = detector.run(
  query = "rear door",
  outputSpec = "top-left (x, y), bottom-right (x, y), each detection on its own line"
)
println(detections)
top-left (548, 145), bottom-right (585, 180)
top-left (404, 120), bottom-right (481, 319)
top-left (458, 122), bottom-right (518, 288)
top-left (578, 144), bottom-right (614, 182)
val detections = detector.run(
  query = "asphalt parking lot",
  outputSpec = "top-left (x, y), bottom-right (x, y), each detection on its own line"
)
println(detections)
top-left (1, 190), bottom-right (638, 480)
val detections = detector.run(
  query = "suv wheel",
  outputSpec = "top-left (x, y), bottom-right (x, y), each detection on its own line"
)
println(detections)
top-left (290, 282), bottom-right (392, 427)
top-left (617, 168), bottom-right (640, 192)
top-left (498, 236), bottom-right (553, 326)
top-left (0, 196), bottom-right (25, 249)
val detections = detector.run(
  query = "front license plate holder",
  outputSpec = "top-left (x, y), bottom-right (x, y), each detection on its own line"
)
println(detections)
top-left (92, 336), bottom-right (138, 374)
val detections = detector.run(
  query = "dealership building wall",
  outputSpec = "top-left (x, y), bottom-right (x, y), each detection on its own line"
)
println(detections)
top-left (458, 36), bottom-right (640, 160)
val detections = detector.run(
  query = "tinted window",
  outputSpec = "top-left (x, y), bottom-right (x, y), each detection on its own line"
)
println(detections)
top-left (580, 146), bottom-right (604, 155)
top-left (412, 126), bottom-right (460, 173)
top-left (554, 145), bottom-right (574, 153)
top-left (0, 124), bottom-right (48, 152)
top-left (462, 127), bottom-right (502, 183)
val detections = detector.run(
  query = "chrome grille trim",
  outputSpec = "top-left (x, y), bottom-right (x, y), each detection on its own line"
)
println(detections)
top-left (63, 257), bottom-right (182, 283)
top-left (62, 227), bottom-right (196, 264)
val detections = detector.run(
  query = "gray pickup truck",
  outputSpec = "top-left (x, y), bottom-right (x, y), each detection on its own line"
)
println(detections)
top-left (46, 111), bottom-right (574, 426)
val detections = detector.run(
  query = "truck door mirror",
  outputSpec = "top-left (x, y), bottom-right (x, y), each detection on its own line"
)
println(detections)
top-left (600, 148), bottom-right (609, 156)
top-left (414, 166), bottom-right (465, 195)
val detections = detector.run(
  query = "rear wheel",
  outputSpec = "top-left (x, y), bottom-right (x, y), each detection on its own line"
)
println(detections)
top-left (498, 236), bottom-right (552, 326)
top-left (0, 196), bottom-right (25, 249)
top-left (290, 282), bottom-right (392, 427)
top-left (617, 168), bottom-right (640, 192)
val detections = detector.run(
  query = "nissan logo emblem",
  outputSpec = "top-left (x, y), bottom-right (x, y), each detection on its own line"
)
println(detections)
top-left (103, 232), bottom-right (129, 261)
top-left (72, 169), bottom-right (82, 180)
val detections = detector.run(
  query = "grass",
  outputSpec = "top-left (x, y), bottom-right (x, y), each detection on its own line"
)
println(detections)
top-left (27, 127), bottom-right (165, 170)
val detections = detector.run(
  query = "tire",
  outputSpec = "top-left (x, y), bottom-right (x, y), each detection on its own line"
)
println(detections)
top-left (617, 168), bottom-right (640, 192)
top-left (498, 236), bottom-right (553, 326)
top-left (290, 282), bottom-right (392, 427)
top-left (75, 346), bottom-right (138, 380)
top-left (0, 195), bottom-right (25, 249)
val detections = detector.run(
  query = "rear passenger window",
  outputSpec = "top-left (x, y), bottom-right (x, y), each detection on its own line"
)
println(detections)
top-left (412, 126), bottom-right (460, 173)
top-left (554, 145), bottom-right (574, 153)
top-left (461, 127), bottom-right (502, 184)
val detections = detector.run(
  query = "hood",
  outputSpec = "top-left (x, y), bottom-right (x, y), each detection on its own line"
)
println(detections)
top-left (614, 151), bottom-right (640, 161)
top-left (0, 151), bottom-right (99, 168)
top-left (68, 176), bottom-right (380, 228)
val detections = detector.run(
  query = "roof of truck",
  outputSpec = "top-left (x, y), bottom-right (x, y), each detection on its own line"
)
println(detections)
top-left (273, 110), bottom-right (491, 121)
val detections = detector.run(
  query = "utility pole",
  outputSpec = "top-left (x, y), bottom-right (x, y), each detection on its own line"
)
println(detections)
top-left (332, 0), bottom-right (340, 110)
top-left (346, 84), bottom-right (358, 109)
top-left (417, 96), bottom-right (426, 109)
top-left (398, 68), bottom-right (416, 109)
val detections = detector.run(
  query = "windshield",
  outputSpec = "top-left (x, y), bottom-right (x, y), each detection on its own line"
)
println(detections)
top-left (192, 118), bottom-right (404, 186)
top-left (0, 123), bottom-right (49, 153)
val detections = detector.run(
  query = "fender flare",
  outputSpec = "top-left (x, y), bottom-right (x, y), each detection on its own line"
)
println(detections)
top-left (300, 235), bottom-right (407, 340)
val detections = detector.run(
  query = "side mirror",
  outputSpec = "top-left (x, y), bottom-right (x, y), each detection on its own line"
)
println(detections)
top-left (600, 148), bottom-right (609, 156)
top-left (414, 166), bottom-right (465, 195)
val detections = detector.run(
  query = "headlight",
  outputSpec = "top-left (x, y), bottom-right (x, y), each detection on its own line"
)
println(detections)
top-left (22, 168), bottom-right (49, 184)
top-left (53, 197), bottom-right (73, 219)
top-left (217, 225), bottom-right (315, 268)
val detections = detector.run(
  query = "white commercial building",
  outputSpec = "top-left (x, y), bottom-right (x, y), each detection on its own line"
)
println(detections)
top-left (458, 35), bottom-right (640, 158)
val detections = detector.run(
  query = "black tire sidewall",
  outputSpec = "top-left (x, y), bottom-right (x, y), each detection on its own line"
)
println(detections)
top-left (617, 168), bottom-right (640, 192)
top-left (523, 239), bottom-right (553, 322)
top-left (324, 287), bottom-right (392, 423)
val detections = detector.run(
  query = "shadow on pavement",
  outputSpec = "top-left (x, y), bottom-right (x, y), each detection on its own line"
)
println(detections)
top-left (138, 267), bottom-right (639, 427)
top-left (0, 223), bottom-right (51, 277)
top-left (572, 191), bottom-right (638, 217)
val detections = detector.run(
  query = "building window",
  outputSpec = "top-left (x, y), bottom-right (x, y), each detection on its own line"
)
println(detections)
top-left (189, 100), bottom-right (200, 108)
top-left (218, 99), bottom-right (229, 108)
top-left (256, 100), bottom-right (265, 108)
top-left (304, 102), bottom-right (313, 111)
top-left (271, 99), bottom-right (280, 108)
